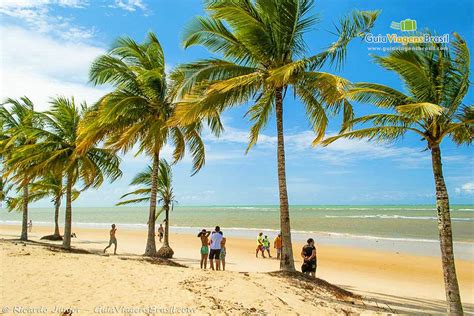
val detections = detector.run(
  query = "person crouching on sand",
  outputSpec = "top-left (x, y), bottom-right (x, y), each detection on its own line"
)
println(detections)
top-left (274, 233), bottom-right (282, 259)
top-left (220, 235), bottom-right (227, 271)
top-left (103, 224), bottom-right (117, 255)
top-left (197, 229), bottom-right (211, 269)
top-left (256, 232), bottom-right (265, 258)
top-left (209, 226), bottom-right (223, 270)
top-left (301, 238), bottom-right (317, 277)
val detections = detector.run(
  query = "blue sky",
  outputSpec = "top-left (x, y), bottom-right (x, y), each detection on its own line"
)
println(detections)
top-left (0, 0), bottom-right (472, 206)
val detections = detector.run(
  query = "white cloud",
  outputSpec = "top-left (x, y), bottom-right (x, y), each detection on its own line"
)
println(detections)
top-left (455, 182), bottom-right (474, 194)
top-left (203, 126), bottom-right (435, 167)
top-left (0, 0), bottom-right (93, 40)
top-left (111, 0), bottom-right (146, 12)
top-left (0, 25), bottom-right (108, 110)
top-left (0, 0), bottom-right (86, 9)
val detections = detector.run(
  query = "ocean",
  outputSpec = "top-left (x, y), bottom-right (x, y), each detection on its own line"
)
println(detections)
top-left (1, 204), bottom-right (473, 242)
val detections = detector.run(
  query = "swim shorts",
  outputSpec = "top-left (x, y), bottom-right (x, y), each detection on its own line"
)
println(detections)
top-left (201, 245), bottom-right (209, 255)
top-left (209, 248), bottom-right (221, 260)
top-left (219, 248), bottom-right (226, 260)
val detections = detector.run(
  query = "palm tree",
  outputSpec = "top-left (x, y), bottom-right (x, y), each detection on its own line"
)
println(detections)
top-left (322, 33), bottom-right (472, 314)
top-left (80, 32), bottom-right (206, 257)
top-left (5, 97), bottom-right (122, 249)
top-left (0, 97), bottom-right (41, 241)
top-left (117, 160), bottom-right (177, 258)
top-left (171, 0), bottom-right (379, 271)
top-left (31, 172), bottom-right (80, 240)
top-left (3, 172), bottom-right (79, 240)
top-left (116, 166), bottom-right (154, 206)
top-left (155, 159), bottom-right (177, 258)
top-left (31, 172), bottom-right (65, 240)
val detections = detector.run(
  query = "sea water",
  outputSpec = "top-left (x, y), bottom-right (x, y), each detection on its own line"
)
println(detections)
top-left (3, 204), bottom-right (474, 259)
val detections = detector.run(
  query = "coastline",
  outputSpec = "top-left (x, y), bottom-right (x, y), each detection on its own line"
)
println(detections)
top-left (1, 223), bottom-right (473, 311)
top-left (2, 220), bottom-right (473, 260)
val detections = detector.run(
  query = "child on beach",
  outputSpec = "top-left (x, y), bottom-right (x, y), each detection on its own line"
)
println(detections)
top-left (263, 235), bottom-right (271, 258)
top-left (301, 238), bottom-right (317, 277)
top-left (274, 233), bottom-right (282, 259)
top-left (103, 224), bottom-right (117, 255)
top-left (220, 236), bottom-right (227, 271)
top-left (197, 229), bottom-right (211, 269)
top-left (27, 220), bottom-right (32, 233)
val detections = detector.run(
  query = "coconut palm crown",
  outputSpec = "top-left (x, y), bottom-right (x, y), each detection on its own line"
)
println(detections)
top-left (322, 33), bottom-right (472, 314)
top-left (80, 32), bottom-right (206, 257)
top-left (117, 160), bottom-right (178, 258)
top-left (171, 0), bottom-right (379, 270)
top-left (0, 97), bottom-right (41, 241)
top-left (4, 97), bottom-right (122, 249)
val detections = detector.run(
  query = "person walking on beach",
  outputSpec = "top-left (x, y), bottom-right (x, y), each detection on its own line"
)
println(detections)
top-left (197, 229), bottom-right (211, 269)
top-left (157, 224), bottom-right (164, 243)
top-left (301, 238), bottom-right (317, 277)
top-left (209, 226), bottom-right (223, 270)
top-left (27, 219), bottom-right (32, 233)
top-left (103, 224), bottom-right (117, 255)
top-left (274, 233), bottom-right (282, 259)
top-left (256, 232), bottom-right (265, 258)
top-left (263, 235), bottom-right (272, 258)
top-left (220, 236), bottom-right (227, 271)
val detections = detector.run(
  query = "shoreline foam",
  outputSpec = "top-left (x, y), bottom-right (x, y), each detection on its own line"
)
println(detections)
top-left (1, 224), bottom-right (473, 312)
top-left (1, 220), bottom-right (473, 260)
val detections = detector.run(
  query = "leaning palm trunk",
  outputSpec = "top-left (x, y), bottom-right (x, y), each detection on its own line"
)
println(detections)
top-left (53, 194), bottom-right (61, 238)
top-left (144, 152), bottom-right (159, 257)
top-left (62, 173), bottom-right (73, 249)
top-left (163, 204), bottom-right (170, 247)
top-left (431, 146), bottom-right (463, 314)
top-left (275, 87), bottom-right (295, 271)
top-left (157, 203), bottom-right (174, 258)
top-left (20, 180), bottom-right (29, 241)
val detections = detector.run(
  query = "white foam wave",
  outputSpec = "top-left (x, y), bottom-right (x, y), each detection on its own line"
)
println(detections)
top-left (324, 215), bottom-right (473, 221)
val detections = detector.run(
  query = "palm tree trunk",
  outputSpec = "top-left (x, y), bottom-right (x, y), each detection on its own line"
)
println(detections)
top-left (275, 87), bottom-right (295, 271)
top-left (62, 173), bottom-right (73, 249)
top-left (431, 145), bottom-right (463, 315)
top-left (53, 194), bottom-right (61, 237)
top-left (144, 152), bottom-right (159, 257)
top-left (163, 204), bottom-right (170, 247)
top-left (20, 179), bottom-right (29, 241)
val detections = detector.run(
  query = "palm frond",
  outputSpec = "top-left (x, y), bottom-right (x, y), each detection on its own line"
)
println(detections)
top-left (396, 102), bottom-right (444, 119)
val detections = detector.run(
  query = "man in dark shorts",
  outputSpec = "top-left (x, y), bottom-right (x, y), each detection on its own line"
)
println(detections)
top-left (209, 226), bottom-right (223, 271)
top-left (103, 224), bottom-right (117, 255)
top-left (301, 238), bottom-right (317, 277)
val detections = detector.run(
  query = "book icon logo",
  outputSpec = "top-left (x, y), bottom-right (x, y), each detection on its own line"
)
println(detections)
top-left (390, 19), bottom-right (417, 32)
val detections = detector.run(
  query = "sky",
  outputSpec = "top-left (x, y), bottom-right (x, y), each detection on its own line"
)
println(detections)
top-left (0, 0), bottom-right (473, 206)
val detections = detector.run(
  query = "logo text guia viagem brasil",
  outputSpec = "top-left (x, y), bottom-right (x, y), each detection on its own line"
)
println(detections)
top-left (365, 19), bottom-right (449, 45)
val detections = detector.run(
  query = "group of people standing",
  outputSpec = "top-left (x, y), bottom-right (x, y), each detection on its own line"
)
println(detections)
top-left (103, 223), bottom-right (317, 277)
top-left (197, 226), bottom-right (226, 271)
top-left (256, 232), bottom-right (317, 277)
top-left (255, 232), bottom-right (282, 259)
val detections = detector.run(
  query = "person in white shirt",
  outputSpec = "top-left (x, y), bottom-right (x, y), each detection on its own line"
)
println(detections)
top-left (209, 226), bottom-right (223, 271)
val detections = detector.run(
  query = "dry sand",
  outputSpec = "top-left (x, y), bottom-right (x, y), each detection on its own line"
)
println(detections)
top-left (1, 224), bottom-right (473, 314)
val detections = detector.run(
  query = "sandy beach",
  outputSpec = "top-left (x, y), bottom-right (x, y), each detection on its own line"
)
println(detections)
top-left (1, 224), bottom-right (473, 314)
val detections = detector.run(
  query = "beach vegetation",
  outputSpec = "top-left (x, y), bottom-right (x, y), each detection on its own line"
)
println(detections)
top-left (322, 32), bottom-right (473, 314)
